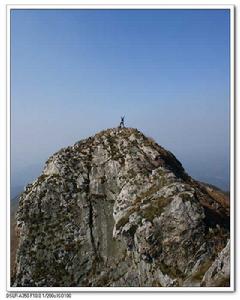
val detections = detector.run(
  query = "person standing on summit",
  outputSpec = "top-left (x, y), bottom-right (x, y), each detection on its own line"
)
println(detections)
top-left (119, 116), bottom-right (125, 128)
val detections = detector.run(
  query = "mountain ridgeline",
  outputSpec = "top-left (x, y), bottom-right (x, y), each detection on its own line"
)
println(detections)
top-left (13, 128), bottom-right (230, 287)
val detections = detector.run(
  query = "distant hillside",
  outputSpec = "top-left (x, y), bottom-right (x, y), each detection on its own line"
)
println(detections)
top-left (11, 185), bottom-right (24, 200)
top-left (10, 193), bottom-right (20, 282)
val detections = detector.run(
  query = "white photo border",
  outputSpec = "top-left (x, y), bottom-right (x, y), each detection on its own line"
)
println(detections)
top-left (6, 3), bottom-right (235, 292)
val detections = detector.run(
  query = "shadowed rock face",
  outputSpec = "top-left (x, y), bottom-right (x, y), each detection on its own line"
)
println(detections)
top-left (13, 128), bottom-right (230, 287)
top-left (201, 240), bottom-right (230, 287)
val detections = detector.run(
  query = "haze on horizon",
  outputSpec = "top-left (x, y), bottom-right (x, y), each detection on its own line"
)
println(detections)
top-left (11, 9), bottom-right (230, 197)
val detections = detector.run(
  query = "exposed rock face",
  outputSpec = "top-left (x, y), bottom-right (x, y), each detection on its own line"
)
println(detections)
top-left (201, 240), bottom-right (230, 287)
top-left (13, 128), bottom-right (230, 287)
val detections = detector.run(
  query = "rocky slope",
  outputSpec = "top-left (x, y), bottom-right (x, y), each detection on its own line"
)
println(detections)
top-left (12, 128), bottom-right (230, 287)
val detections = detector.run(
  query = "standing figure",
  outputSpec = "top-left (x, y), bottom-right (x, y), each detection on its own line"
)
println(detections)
top-left (119, 116), bottom-right (125, 128)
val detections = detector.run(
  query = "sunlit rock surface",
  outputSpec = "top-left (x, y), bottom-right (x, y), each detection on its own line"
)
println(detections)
top-left (13, 128), bottom-right (230, 287)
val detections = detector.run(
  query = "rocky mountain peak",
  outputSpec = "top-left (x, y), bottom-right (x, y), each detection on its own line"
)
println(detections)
top-left (13, 127), bottom-right (230, 287)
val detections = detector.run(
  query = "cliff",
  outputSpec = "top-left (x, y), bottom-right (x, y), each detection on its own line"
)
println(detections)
top-left (13, 128), bottom-right (230, 287)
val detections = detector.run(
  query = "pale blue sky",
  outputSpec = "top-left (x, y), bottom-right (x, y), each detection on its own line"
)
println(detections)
top-left (11, 9), bottom-right (230, 195)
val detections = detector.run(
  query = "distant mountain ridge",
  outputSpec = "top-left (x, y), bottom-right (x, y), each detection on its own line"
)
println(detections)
top-left (12, 127), bottom-right (230, 287)
top-left (11, 185), bottom-right (24, 200)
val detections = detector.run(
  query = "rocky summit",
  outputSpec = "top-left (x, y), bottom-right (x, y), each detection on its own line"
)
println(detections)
top-left (13, 127), bottom-right (230, 287)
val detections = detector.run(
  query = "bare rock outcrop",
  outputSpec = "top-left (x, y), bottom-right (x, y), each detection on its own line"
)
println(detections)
top-left (201, 240), bottom-right (230, 287)
top-left (12, 128), bottom-right (230, 287)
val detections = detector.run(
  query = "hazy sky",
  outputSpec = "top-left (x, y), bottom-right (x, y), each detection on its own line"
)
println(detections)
top-left (11, 9), bottom-right (230, 195)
